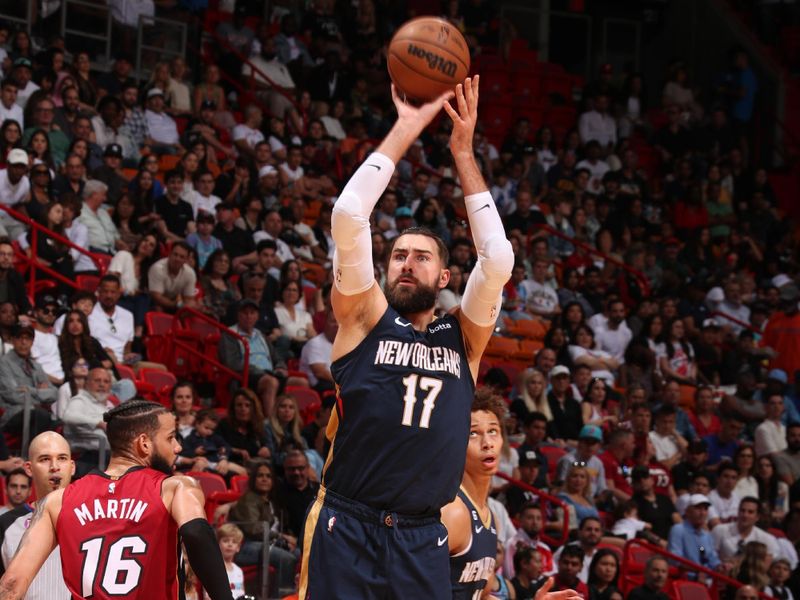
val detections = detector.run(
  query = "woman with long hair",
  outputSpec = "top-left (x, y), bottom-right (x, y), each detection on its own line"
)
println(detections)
top-left (412, 198), bottom-right (449, 242)
top-left (170, 381), bottom-right (197, 440)
top-left (733, 444), bottom-right (759, 499)
top-left (70, 51), bottom-right (98, 107)
top-left (128, 168), bottom-right (166, 236)
top-left (0, 119), bottom-right (22, 164)
top-left (217, 389), bottom-right (271, 465)
top-left (543, 324), bottom-right (572, 368)
top-left (28, 201), bottom-right (73, 289)
top-left (111, 194), bottom-right (144, 249)
top-left (201, 249), bottom-right (241, 323)
top-left (688, 386), bottom-right (720, 438)
top-left (227, 461), bottom-right (298, 590)
top-left (108, 232), bottom-right (159, 338)
top-left (264, 394), bottom-right (324, 477)
top-left (732, 541), bottom-right (769, 590)
top-left (560, 301), bottom-right (586, 344)
top-left (178, 151), bottom-right (201, 198)
top-left (511, 368), bottom-right (552, 424)
top-left (658, 318), bottom-right (697, 385)
top-left (582, 377), bottom-right (618, 431)
top-left (587, 548), bottom-right (622, 600)
top-left (55, 358), bottom-right (89, 419)
top-left (65, 137), bottom-right (93, 170)
top-left (756, 455), bottom-right (789, 525)
top-left (26, 129), bottom-right (54, 170)
top-left (274, 281), bottom-right (317, 358)
top-left (25, 163), bottom-right (53, 223)
top-left (557, 464), bottom-right (600, 526)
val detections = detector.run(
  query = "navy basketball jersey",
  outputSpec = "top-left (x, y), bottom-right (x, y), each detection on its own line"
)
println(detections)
top-left (325, 306), bottom-right (474, 514)
top-left (451, 488), bottom-right (497, 600)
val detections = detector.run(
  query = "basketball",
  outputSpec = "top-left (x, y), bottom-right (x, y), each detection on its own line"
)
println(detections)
top-left (387, 17), bottom-right (471, 102)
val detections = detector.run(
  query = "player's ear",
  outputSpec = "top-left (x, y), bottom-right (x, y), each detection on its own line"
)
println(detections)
top-left (68, 460), bottom-right (76, 478)
top-left (23, 461), bottom-right (32, 478)
top-left (438, 267), bottom-right (450, 290)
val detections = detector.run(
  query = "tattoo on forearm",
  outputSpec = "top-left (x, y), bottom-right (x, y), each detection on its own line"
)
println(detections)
top-left (12, 495), bottom-right (48, 559)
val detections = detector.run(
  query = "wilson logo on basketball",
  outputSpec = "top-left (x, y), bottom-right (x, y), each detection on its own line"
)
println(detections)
top-left (406, 43), bottom-right (457, 78)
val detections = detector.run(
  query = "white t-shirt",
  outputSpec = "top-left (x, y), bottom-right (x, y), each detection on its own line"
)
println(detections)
top-left (274, 304), bottom-right (313, 339)
top-left (0, 101), bottom-right (24, 129)
top-left (32, 329), bottom-right (64, 380)
top-left (568, 345), bottom-right (615, 385)
top-left (594, 322), bottom-right (633, 363)
top-left (145, 109), bottom-right (179, 145)
top-left (88, 303), bottom-right (134, 362)
top-left (189, 191), bottom-right (221, 219)
top-left (232, 123), bottom-right (264, 150)
top-left (649, 430), bottom-right (680, 462)
top-left (0, 170), bottom-right (30, 206)
top-left (299, 332), bottom-right (332, 387)
top-left (280, 162), bottom-right (304, 182)
top-left (204, 562), bottom-right (244, 599)
top-left (522, 280), bottom-right (559, 315)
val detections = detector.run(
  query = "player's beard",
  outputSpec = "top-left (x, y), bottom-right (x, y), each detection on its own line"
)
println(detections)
top-left (385, 275), bottom-right (438, 315)
top-left (150, 448), bottom-right (175, 475)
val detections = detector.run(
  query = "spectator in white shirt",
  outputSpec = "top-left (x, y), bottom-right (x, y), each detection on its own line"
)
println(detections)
top-left (253, 209), bottom-right (294, 264)
top-left (232, 105), bottom-right (265, 159)
top-left (712, 497), bottom-right (780, 561)
top-left (575, 141), bottom-right (610, 194)
top-left (188, 171), bottom-right (221, 219)
top-left (31, 295), bottom-right (64, 385)
top-left (243, 37), bottom-right (302, 132)
top-left (78, 180), bottom-right (126, 255)
top-left (594, 299), bottom-right (633, 363)
top-left (144, 88), bottom-right (183, 154)
top-left (714, 279), bottom-right (751, 335)
top-left (578, 93), bottom-right (617, 151)
top-left (0, 148), bottom-right (30, 240)
top-left (523, 258), bottom-right (561, 320)
top-left (87, 275), bottom-right (135, 363)
top-left (10, 58), bottom-right (39, 109)
top-left (0, 79), bottom-right (24, 129)
top-left (299, 311), bottom-right (337, 393)
top-left (756, 394), bottom-right (788, 457)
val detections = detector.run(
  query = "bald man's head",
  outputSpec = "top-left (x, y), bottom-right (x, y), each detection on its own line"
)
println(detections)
top-left (25, 432), bottom-right (74, 497)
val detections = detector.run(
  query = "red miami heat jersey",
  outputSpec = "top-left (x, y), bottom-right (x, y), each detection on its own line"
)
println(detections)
top-left (56, 467), bottom-right (179, 599)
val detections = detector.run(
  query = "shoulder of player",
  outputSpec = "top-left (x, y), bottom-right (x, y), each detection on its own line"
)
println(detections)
top-left (441, 494), bottom-right (471, 552)
top-left (162, 474), bottom-right (202, 493)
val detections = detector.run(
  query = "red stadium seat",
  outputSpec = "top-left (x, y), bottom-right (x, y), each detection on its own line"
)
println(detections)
top-left (204, 490), bottom-right (240, 524)
top-left (187, 472), bottom-right (227, 499)
top-left (673, 581), bottom-right (712, 600)
top-left (115, 364), bottom-right (136, 381)
top-left (537, 445), bottom-right (567, 479)
top-left (285, 386), bottom-right (321, 412)
top-left (138, 369), bottom-right (177, 402)
top-left (230, 475), bottom-right (249, 494)
top-left (76, 274), bottom-right (100, 291)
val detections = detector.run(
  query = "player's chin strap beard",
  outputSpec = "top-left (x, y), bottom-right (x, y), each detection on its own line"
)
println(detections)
top-left (384, 278), bottom-right (437, 315)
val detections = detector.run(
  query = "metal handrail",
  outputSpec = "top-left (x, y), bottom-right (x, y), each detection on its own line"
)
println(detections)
top-left (621, 538), bottom-right (771, 600)
top-left (173, 306), bottom-right (250, 389)
top-left (0, 203), bottom-right (108, 299)
top-left (201, 27), bottom-right (308, 131)
top-left (496, 472), bottom-right (570, 548)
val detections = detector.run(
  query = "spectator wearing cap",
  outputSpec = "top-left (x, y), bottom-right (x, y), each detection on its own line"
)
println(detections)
top-left (31, 294), bottom-right (64, 386)
top-left (185, 98), bottom-right (234, 160)
top-left (185, 212), bottom-right (223, 270)
top-left (219, 298), bottom-right (285, 417)
top-left (547, 365), bottom-right (583, 442)
top-left (298, 310), bottom-right (337, 394)
top-left (0, 149), bottom-right (30, 240)
top-left (256, 164), bottom-right (280, 210)
top-left (147, 241), bottom-right (199, 313)
top-left (632, 465), bottom-right (682, 541)
top-left (187, 171), bottom-right (220, 220)
top-left (774, 424), bottom-right (800, 485)
top-left (762, 284), bottom-right (800, 376)
top-left (95, 54), bottom-right (135, 99)
top-left (755, 392), bottom-right (788, 458)
top-left (672, 438), bottom-right (716, 494)
top-left (504, 504), bottom-right (555, 579)
top-left (155, 169), bottom-right (195, 241)
top-left (556, 425), bottom-right (607, 497)
top-left (712, 496), bottom-right (781, 561)
top-left (668, 494), bottom-right (721, 577)
top-left (78, 180), bottom-right (126, 255)
top-left (0, 239), bottom-right (30, 314)
top-left (506, 448), bottom-right (542, 518)
top-left (10, 58), bottom-right (38, 109)
top-left (0, 79), bottom-right (23, 129)
top-left (91, 144), bottom-right (128, 206)
top-left (627, 557), bottom-right (671, 600)
top-left (144, 88), bottom-right (182, 155)
top-left (22, 96), bottom-right (69, 165)
top-left (232, 105), bottom-right (265, 160)
top-left (0, 324), bottom-right (57, 437)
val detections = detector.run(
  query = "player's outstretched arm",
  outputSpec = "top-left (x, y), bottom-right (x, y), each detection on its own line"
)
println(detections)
top-left (331, 85), bottom-right (454, 358)
top-left (0, 491), bottom-right (61, 600)
top-left (444, 76), bottom-right (514, 381)
top-left (167, 476), bottom-right (234, 600)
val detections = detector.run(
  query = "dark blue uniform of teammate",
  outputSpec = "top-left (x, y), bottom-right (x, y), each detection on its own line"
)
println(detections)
top-left (301, 306), bottom-right (474, 599)
top-left (450, 488), bottom-right (497, 600)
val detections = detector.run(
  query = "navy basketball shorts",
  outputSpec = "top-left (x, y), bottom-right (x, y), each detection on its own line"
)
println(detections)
top-left (299, 486), bottom-right (451, 600)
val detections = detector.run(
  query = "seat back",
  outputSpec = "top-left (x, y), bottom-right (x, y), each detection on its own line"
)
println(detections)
top-left (285, 386), bottom-right (322, 412)
top-left (187, 471), bottom-right (227, 499)
top-left (230, 475), bottom-right (249, 494)
top-left (138, 368), bottom-right (177, 392)
top-left (674, 581), bottom-right (712, 600)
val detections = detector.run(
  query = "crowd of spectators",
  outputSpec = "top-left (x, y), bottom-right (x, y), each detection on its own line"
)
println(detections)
top-left (0, 0), bottom-right (798, 598)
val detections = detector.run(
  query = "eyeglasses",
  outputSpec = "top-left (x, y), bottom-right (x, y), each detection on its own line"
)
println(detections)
top-left (38, 307), bottom-right (57, 315)
top-left (107, 316), bottom-right (116, 334)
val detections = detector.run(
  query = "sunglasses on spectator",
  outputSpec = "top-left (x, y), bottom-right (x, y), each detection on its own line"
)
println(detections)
top-left (107, 317), bottom-right (117, 334)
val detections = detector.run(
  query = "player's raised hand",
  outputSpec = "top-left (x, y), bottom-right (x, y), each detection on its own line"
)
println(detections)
top-left (533, 576), bottom-right (584, 600)
top-left (391, 84), bottom-right (454, 129)
top-left (443, 75), bottom-right (480, 156)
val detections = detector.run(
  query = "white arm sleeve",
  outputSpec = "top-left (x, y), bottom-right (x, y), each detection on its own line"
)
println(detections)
top-left (460, 191), bottom-right (514, 326)
top-left (331, 152), bottom-right (395, 295)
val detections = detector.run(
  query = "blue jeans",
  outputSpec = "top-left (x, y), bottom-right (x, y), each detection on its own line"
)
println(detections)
top-left (235, 539), bottom-right (297, 589)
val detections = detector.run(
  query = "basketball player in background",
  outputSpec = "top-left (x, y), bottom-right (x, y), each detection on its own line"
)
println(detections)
top-left (300, 76), bottom-right (514, 599)
top-left (1, 432), bottom-right (74, 600)
top-left (442, 389), bottom-right (583, 600)
top-left (0, 400), bottom-right (234, 600)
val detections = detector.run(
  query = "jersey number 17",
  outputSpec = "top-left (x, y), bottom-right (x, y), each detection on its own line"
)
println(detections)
top-left (401, 374), bottom-right (442, 428)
